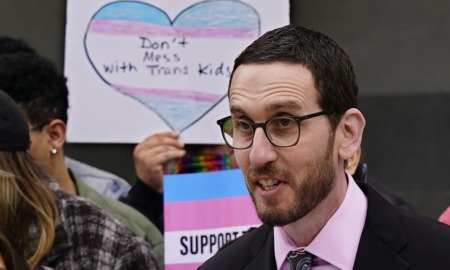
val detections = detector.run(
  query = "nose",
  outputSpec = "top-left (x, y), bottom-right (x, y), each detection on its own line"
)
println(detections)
top-left (248, 128), bottom-right (277, 167)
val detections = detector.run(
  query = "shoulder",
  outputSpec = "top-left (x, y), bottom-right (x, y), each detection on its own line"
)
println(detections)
top-left (66, 156), bottom-right (130, 199)
top-left (76, 178), bottom-right (160, 237)
top-left (55, 189), bottom-right (135, 242)
top-left (392, 210), bottom-right (450, 268)
top-left (361, 182), bottom-right (450, 267)
top-left (47, 190), bottom-right (159, 269)
top-left (86, 191), bottom-right (164, 269)
top-left (77, 179), bottom-right (163, 243)
top-left (199, 225), bottom-right (273, 270)
top-left (398, 209), bottom-right (450, 245)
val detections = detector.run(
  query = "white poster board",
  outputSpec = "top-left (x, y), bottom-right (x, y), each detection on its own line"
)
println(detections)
top-left (65, 0), bottom-right (289, 143)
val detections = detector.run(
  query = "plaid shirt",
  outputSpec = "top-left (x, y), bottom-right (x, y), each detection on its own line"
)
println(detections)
top-left (37, 181), bottom-right (159, 269)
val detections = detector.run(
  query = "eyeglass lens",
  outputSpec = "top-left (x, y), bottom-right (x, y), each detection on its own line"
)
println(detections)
top-left (222, 117), bottom-right (300, 149)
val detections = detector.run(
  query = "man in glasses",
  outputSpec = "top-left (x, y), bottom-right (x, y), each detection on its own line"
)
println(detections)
top-left (200, 25), bottom-right (450, 269)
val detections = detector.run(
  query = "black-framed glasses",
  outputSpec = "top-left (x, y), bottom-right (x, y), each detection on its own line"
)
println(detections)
top-left (217, 111), bottom-right (332, 149)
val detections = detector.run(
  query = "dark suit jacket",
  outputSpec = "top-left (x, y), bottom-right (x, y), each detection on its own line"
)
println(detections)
top-left (199, 182), bottom-right (450, 270)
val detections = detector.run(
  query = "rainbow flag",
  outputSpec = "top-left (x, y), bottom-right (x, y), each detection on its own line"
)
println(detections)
top-left (164, 169), bottom-right (261, 269)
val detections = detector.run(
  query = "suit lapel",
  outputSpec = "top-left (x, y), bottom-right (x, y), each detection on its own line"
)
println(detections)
top-left (354, 182), bottom-right (409, 270)
top-left (244, 225), bottom-right (277, 270)
top-left (240, 183), bottom-right (412, 270)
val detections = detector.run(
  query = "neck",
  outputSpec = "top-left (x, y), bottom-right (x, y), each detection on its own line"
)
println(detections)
top-left (282, 171), bottom-right (348, 247)
top-left (50, 154), bottom-right (77, 195)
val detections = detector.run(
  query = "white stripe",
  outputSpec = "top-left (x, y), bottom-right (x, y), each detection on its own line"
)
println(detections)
top-left (165, 224), bottom-right (260, 264)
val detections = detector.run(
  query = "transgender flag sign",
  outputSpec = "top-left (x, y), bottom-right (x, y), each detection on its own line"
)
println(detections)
top-left (164, 169), bottom-right (261, 269)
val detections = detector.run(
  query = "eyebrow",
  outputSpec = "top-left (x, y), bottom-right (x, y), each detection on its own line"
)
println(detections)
top-left (230, 105), bottom-right (244, 115)
top-left (266, 100), bottom-right (302, 112)
top-left (230, 100), bottom-right (302, 115)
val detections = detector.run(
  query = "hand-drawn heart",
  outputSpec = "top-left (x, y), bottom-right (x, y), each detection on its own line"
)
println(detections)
top-left (84, 0), bottom-right (260, 131)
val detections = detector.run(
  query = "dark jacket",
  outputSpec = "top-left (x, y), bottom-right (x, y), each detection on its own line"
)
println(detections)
top-left (199, 182), bottom-right (450, 270)
top-left (120, 178), bottom-right (164, 233)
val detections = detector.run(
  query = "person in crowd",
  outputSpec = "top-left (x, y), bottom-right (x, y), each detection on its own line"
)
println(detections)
top-left (0, 35), bottom-right (131, 199)
top-left (0, 43), bottom-right (163, 268)
top-left (0, 35), bottom-right (236, 235)
top-left (199, 24), bottom-right (450, 269)
top-left (0, 89), bottom-right (57, 269)
top-left (0, 90), bottom-right (158, 269)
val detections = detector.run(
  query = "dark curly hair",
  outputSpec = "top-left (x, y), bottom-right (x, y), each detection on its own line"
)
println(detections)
top-left (0, 52), bottom-right (69, 128)
top-left (0, 35), bottom-right (36, 55)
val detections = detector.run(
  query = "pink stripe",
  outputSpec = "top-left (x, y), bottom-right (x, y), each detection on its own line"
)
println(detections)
top-left (89, 20), bottom-right (258, 38)
top-left (164, 196), bottom-right (260, 231)
top-left (166, 262), bottom-right (201, 270)
top-left (114, 84), bottom-right (222, 103)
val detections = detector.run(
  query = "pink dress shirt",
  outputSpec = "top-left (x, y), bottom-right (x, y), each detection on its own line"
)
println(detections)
top-left (274, 173), bottom-right (368, 270)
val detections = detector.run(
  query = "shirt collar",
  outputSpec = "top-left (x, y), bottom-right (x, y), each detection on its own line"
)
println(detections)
top-left (274, 173), bottom-right (368, 270)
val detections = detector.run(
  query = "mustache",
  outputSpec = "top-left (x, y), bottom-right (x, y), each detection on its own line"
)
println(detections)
top-left (247, 164), bottom-right (292, 181)
top-left (247, 164), bottom-right (276, 178)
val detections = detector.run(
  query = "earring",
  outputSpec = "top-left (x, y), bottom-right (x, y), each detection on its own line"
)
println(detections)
top-left (51, 148), bottom-right (58, 155)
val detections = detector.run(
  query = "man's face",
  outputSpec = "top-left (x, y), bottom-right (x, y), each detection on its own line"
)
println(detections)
top-left (229, 62), bottom-right (337, 226)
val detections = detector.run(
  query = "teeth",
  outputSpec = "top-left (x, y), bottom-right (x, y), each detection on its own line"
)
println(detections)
top-left (259, 179), bottom-right (279, 190)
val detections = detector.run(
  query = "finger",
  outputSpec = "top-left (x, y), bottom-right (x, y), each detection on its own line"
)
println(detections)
top-left (137, 146), bottom-right (186, 167)
top-left (138, 132), bottom-right (185, 151)
top-left (160, 148), bottom-right (186, 164)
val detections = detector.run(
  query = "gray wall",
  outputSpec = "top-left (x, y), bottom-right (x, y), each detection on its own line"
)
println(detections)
top-left (291, 1), bottom-right (450, 219)
top-left (1, 0), bottom-right (449, 219)
top-left (0, 0), bottom-right (66, 70)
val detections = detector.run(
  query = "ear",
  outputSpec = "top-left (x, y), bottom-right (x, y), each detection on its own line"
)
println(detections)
top-left (345, 146), bottom-right (361, 175)
top-left (337, 108), bottom-right (365, 162)
top-left (46, 119), bottom-right (67, 152)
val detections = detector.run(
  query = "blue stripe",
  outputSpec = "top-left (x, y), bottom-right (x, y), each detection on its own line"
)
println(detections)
top-left (173, 1), bottom-right (259, 28)
top-left (94, 2), bottom-right (170, 25)
top-left (164, 169), bottom-right (249, 202)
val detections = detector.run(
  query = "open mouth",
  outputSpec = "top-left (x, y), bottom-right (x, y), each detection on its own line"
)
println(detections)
top-left (258, 179), bottom-right (280, 191)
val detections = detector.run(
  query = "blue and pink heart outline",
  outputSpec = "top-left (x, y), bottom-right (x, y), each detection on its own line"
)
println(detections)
top-left (84, 0), bottom-right (260, 132)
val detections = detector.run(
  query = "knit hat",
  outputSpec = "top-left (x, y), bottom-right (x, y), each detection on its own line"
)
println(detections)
top-left (0, 89), bottom-right (30, 151)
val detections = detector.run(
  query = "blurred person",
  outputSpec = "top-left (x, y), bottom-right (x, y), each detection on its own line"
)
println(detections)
top-left (0, 89), bottom-right (158, 269)
top-left (199, 24), bottom-right (450, 269)
top-left (0, 35), bottom-right (131, 199)
top-left (0, 35), bottom-right (234, 236)
top-left (0, 46), bottom-right (163, 267)
top-left (0, 88), bottom-right (55, 269)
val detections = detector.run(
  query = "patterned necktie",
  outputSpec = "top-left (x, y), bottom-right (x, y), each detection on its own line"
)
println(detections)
top-left (286, 250), bottom-right (314, 270)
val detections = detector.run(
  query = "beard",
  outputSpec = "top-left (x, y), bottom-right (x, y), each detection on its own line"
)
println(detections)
top-left (246, 136), bottom-right (336, 227)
